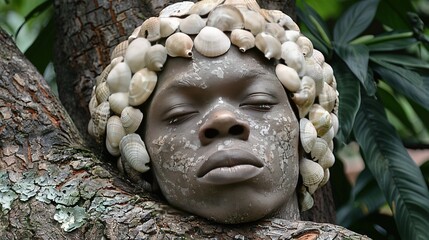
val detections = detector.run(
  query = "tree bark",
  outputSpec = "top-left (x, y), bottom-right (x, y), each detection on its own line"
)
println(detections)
top-left (0, 1), bottom-right (359, 238)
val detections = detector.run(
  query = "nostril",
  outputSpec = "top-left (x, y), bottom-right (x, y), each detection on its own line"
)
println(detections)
top-left (229, 125), bottom-right (244, 136)
top-left (205, 128), bottom-right (219, 139)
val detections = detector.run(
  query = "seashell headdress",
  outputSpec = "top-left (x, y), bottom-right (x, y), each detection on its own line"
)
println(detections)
top-left (88, 0), bottom-right (339, 212)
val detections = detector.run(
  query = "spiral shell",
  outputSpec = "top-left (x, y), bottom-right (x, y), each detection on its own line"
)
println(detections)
top-left (230, 29), bottom-right (255, 52)
top-left (128, 26), bottom-right (141, 42)
top-left (275, 63), bottom-right (301, 92)
top-left (304, 57), bottom-right (324, 95)
top-left (296, 36), bottom-right (313, 57)
top-left (139, 17), bottom-right (161, 42)
top-left (331, 113), bottom-right (339, 136)
top-left (260, 9), bottom-right (300, 31)
top-left (188, 0), bottom-right (224, 16)
top-left (119, 133), bottom-right (150, 173)
top-left (319, 82), bottom-right (337, 113)
top-left (194, 26), bottom-right (231, 57)
top-left (284, 30), bottom-right (300, 42)
top-left (292, 76), bottom-right (316, 118)
top-left (179, 14), bottom-right (206, 35)
top-left (165, 32), bottom-right (193, 58)
top-left (240, 8), bottom-right (265, 35)
top-left (312, 49), bottom-right (325, 66)
top-left (95, 81), bottom-right (110, 104)
top-left (88, 92), bottom-right (98, 118)
top-left (110, 40), bottom-right (129, 60)
top-left (128, 68), bottom-right (158, 106)
top-left (159, 1), bottom-right (194, 17)
top-left (124, 38), bottom-right (151, 73)
top-left (322, 62), bottom-right (334, 85)
top-left (207, 5), bottom-right (244, 31)
top-left (309, 104), bottom-right (332, 137)
top-left (300, 118), bottom-right (317, 154)
top-left (265, 22), bottom-right (286, 43)
top-left (299, 158), bottom-right (324, 189)
top-left (120, 106), bottom-right (143, 134)
top-left (281, 41), bottom-right (305, 75)
top-left (160, 17), bottom-right (181, 38)
top-left (106, 62), bottom-right (132, 93)
top-left (109, 92), bottom-right (129, 115)
top-left (145, 44), bottom-right (168, 72)
top-left (255, 32), bottom-right (282, 60)
top-left (106, 116), bottom-right (126, 156)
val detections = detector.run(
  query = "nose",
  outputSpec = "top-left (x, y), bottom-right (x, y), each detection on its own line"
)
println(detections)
top-left (198, 109), bottom-right (250, 146)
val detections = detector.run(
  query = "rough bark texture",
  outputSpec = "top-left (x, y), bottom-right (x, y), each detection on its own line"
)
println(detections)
top-left (0, 0), bottom-right (358, 238)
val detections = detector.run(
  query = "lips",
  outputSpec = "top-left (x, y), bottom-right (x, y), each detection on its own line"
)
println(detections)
top-left (197, 149), bottom-right (264, 185)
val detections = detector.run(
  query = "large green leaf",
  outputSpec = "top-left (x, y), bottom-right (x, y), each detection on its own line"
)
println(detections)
top-left (334, 44), bottom-right (377, 95)
top-left (371, 58), bottom-right (429, 111)
top-left (353, 94), bottom-right (429, 240)
top-left (333, 0), bottom-right (380, 45)
top-left (332, 60), bottom-right (360, 144)
top-left (368, 37), bottom-right (417, 52)
top-left (371, 54), bottom-right (429, 70)
top-left (376, 0), bottom-right (414, 30)
top-left (296, 2), bottom-right (331, 49)
top-left (377, 87), bottom-right (418, 136)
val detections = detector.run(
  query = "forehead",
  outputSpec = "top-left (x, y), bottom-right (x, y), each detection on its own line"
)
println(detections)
top-left (156, 46), bottom-right (277, 91)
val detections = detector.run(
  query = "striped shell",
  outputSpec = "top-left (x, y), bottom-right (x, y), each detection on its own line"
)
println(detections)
top-left (119, 134), bottom-right (150, 173)
top-left (128, 68), bottom-right (158, 106)
top-left (194, 26), bottom-right (231, 57)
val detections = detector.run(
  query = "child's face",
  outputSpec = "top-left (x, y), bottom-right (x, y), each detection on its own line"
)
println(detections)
top-left (144, 46), bottom-right (300, 223)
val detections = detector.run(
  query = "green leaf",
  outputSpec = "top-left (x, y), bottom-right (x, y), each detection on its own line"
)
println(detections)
top-left (297, 2), bottom-right (331, 49)
top-left (376, 0), bottom-right (414, 30)
top-left (332, 60), bottom-right (360, 143)
top-left (371, 58), bottom-right (429, 111)
top-left (333, 0), bottom-right (380, 45)
top-left (368, 37), bottom-right (417, 51)
top-left (371, 54), bottom-right (429, 70)
top-left (409, 99), bottom-right (429, 131)
top-left (334, 44), bottom-right (377, 95)
top-left (377, 87), bottom-right (418, 136)
top-left (353, 93), bottom-right (429, 240)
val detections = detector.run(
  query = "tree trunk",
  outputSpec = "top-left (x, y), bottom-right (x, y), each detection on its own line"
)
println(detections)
top-left (0, 1), bottom-right (360, 239)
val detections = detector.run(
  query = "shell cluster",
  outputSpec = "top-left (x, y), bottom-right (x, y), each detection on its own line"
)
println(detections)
top-left (88, 0), bottom-right (339, 212)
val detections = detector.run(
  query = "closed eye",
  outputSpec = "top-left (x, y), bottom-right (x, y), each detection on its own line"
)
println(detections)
top-left (163, 104), bottom-right (198, 125)
top-left (239, 93), bottom-right (278, 112)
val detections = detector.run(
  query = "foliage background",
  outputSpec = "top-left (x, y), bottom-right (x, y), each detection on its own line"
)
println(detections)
top-left (1, 0), bottom-right (429, 239)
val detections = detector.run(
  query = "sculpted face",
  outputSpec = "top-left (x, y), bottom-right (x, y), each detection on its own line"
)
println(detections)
top-left (144, 47), bottom-right (300, 223)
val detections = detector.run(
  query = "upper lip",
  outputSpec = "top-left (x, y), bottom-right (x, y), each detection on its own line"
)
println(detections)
top-left (197, 149), bottom-right (264, 178)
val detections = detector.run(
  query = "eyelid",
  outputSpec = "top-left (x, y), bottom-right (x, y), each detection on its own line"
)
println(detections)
top-left (162, 104), bottom-right (198, 124)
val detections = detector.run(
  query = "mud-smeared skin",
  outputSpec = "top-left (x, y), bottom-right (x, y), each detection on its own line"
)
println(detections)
top-left (145, 47), bottom-right (300, 223)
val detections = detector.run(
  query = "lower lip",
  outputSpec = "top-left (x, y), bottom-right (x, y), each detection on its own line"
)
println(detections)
top-left (198, 164), bottom-right (263, 185)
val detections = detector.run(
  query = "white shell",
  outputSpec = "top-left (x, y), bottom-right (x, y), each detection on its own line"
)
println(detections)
top-left (145, 44), bottom-right (168, 72)
top-left (300, 118), bottom-right (317, 153)
top-left (331, 113), bottom-right (339, 136)
top-left (240, 8), bottom-right (265, 35)
top-left (322, 62), bottom-right (334, 85)
top-left (109, 92), bottom-right (129, 115)
top-left (106, 62), bottom-right (132, 93)
top-left (319, 168), bottom-right (330, 187)
top-left (309, 104), bottom-right (332, 136)
top-left (230, 29), bottom-right (255, 52)
top-left (188, 0), bottom-right (224, 16)
top-left (321, 126), bottom-right (335, 143)
top-left (260, 9), bottom-right (299, 31)
top-left (275, 63), bottom-right (301, 92)
top-left (89, 92), bottom-right (98, 118)
top-left (255, 32), bottom-right (282, 60)
top-left (299, 188), bottom-right (314, 211)
top-left (296, 36), bottom-right (313, 57)
top-left (128, 68), bottom-right (158, 106)
top-left (179, 14), bottom-right (206, 35)
top-left (299, 158), bottom-right (324, 188)
top-left (159, 1), bottom-right (194, 17)
top-left (92, 101), bottom-right (111, 142)
top-left (319, 82), bottom-right (337, 113)
top-left (310, 138), bottom-right (328, 161)
top-left (160, 17), bottom-right (181, 38)
top-left (124, 38), bottom-right (151, 73)
top-left (319, 150), bottom-right (335, 169)
top-left (292, 76), bottom-right (316, 118)
top-left (165, 32), bottom-right (194, 57)
top-left (119, 133), bottom-right (150, 173)
top-left (312, 49), bottom-right (325, 66)
top-left (120, 106), bottom-right (143, 134)
top-left (304, 57), bottom-right (324, 95)
top-left (110, 40), bottom-right (129, 60)
top-left (284, 30), bottom-right (300, 42)
top-left (95, 81), bottom-right (110, 104)
top-left (281, 41), bottom-right (305, 75)
top-left (106, 116), bottom-right (126, 156)
top-left (194, 26), bottom-right (231, 57)
top-left (265, 22), bottom-right (286, 43)
top-left (206, 5), bottom-right (244, 31)
top-left (139, 17), bottom-right (161, 41)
